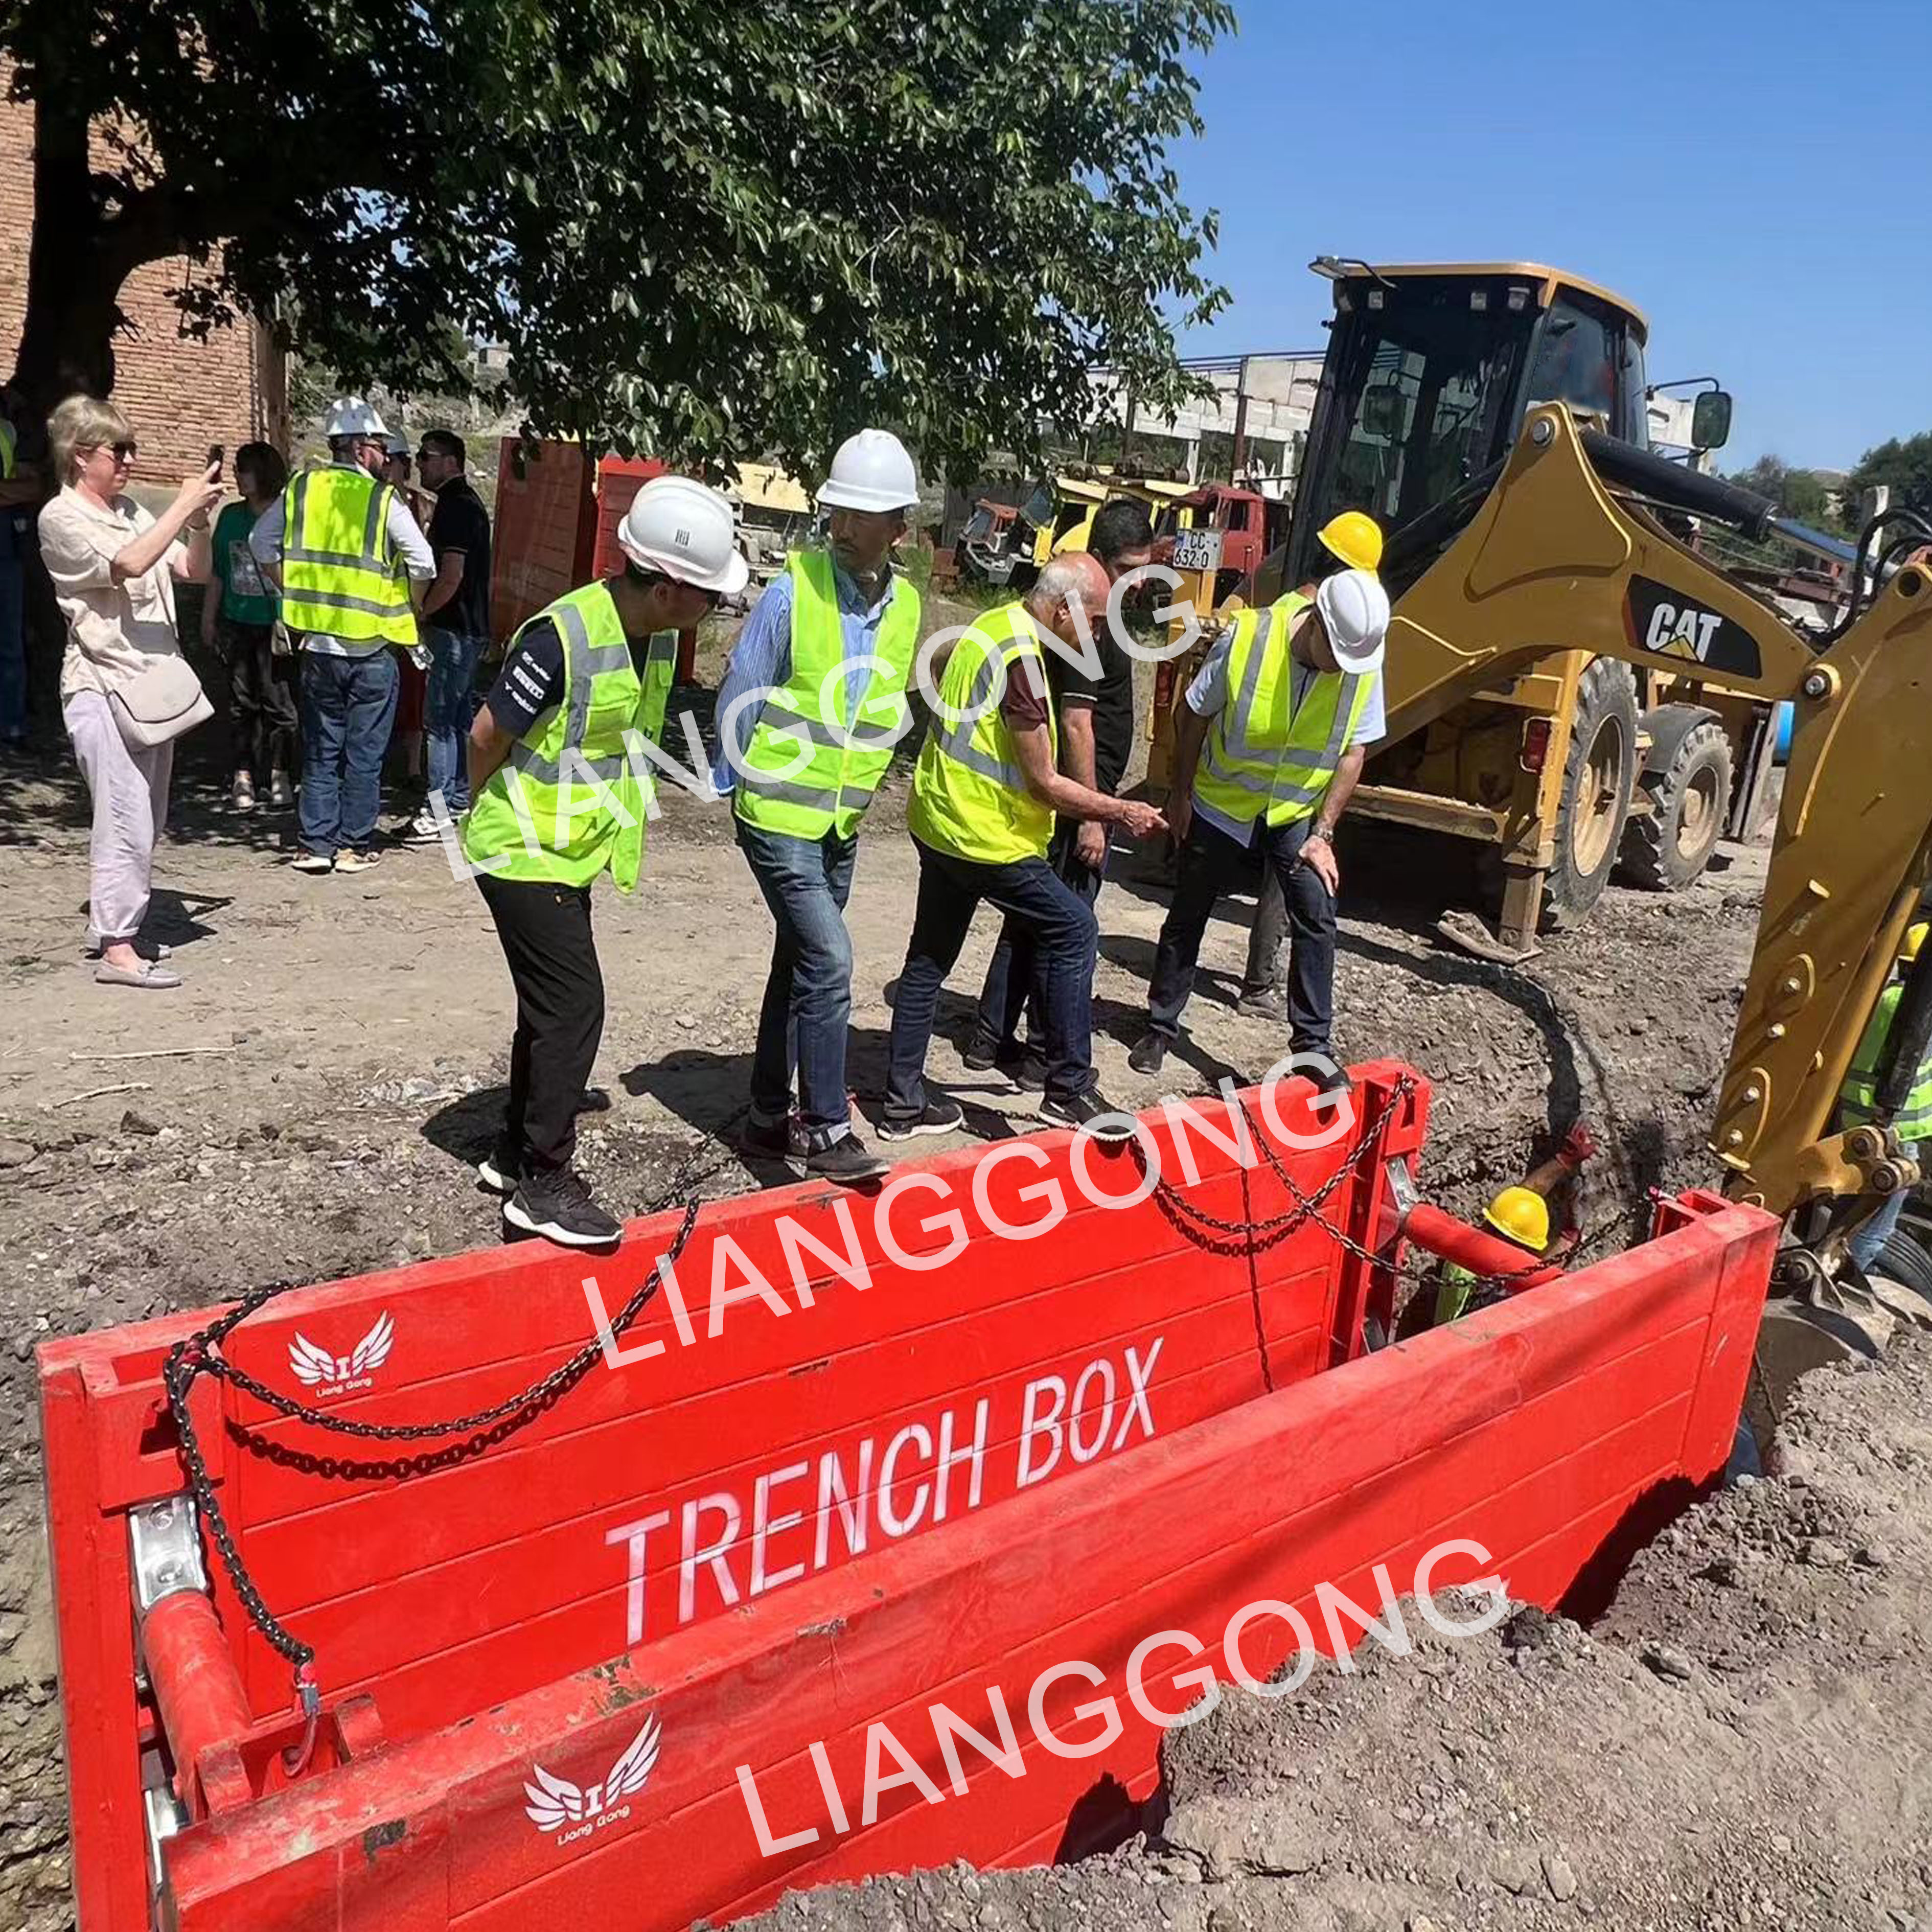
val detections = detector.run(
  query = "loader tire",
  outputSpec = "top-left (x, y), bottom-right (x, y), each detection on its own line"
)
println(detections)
top-left (1875, 1225), bottom-right (1932, 1302)
top-left (1545, 658), bottom-right (1639, 926)
top-left (1619, 717), bottom-right (1733, 892)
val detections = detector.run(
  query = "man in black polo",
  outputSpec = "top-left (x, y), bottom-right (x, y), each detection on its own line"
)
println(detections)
top-left (406, 430), bottom-right (494, 838)
top-left (963, 496), bottom-right (1155, 1084)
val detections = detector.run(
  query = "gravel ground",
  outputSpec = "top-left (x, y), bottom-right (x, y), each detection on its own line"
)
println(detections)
top-left (0, 689), bottom-right (1779, 1926)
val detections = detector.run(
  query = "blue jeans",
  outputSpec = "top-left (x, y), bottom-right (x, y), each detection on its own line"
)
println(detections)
top-left (298, 649), bottom-right (399, 856)
top-left (1847, 1188), bottom-right (1906, 1273)
top-left (973, 819), bottom-right (1106, 1057)
top-left (0, 553), bottom-right (26, 741)
top-left (425, 627), bottom-right (485, 811)
top-left (737, 816), bottom-right (860, 1148)
top-left (886, 836), bottom-right (1099, 1122)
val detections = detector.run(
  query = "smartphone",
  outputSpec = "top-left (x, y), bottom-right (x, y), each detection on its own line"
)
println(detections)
top-left (207, 443), bottom-right (224, 478)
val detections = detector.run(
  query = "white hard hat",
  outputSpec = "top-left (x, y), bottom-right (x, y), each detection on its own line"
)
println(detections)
top-left (383, 434), bottom-right (411, 459)
top-left (817, 429), bottom-right (918, 514)
top-left (323, 396), bottom-right (389, 441)
top-left (616, 475), bottom-right (750, 595)
top-left (1314, 568), bottom-right (1391, 674)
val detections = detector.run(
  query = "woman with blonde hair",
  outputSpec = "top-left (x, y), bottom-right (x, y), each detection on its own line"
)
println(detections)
top-left (37, 396), bottom-right (224, 987)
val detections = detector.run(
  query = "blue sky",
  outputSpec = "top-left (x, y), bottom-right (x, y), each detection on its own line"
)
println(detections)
top-left (1170, 0), bottom-right (1930, 470)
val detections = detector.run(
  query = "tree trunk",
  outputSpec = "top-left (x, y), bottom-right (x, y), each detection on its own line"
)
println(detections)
top-left (7, 95), bottom-right (128, 413)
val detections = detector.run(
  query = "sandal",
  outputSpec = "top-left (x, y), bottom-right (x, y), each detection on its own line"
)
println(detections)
top-left (94, 960), bottom-right (182, 990)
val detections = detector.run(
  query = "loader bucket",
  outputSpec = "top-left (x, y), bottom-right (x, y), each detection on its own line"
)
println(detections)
top-left (38, 1064), bottom-right (1776, 1930)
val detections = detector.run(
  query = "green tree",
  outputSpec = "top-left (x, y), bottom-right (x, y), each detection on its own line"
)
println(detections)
top-left (1846, 431), bottom-right (1932, 513)
top-left (1726, 454), bottom-right (1846, 532)
top-left (3, 0), bottom-right (1232, 479)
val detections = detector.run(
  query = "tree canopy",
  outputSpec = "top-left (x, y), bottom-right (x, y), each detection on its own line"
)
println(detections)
top-left (1845, 432), bottom-right (1932, 513)
top-left (4, 0), bottom-right (1234, 480)
top-left (1724, 455), bottom-right (1845, 532)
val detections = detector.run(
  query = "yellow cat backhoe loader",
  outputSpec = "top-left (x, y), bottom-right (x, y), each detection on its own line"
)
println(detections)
top-left (1352, 392), bottom-right (1932, 1408)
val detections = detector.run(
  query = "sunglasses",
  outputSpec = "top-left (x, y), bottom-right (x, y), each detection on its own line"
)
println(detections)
top-left (90, 441), bottom-right (138, 462)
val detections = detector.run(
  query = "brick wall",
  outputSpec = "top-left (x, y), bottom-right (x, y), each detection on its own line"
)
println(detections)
top-left (0, 69), bottom-right (288, 482)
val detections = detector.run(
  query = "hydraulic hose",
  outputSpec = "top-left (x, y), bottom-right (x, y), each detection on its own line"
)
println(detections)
top-left (1873, 937), bottom-right (1932, 1127)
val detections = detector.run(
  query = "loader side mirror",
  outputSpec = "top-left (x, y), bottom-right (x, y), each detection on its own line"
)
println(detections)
top-left (1691, 390), bottom-right (1733, 452)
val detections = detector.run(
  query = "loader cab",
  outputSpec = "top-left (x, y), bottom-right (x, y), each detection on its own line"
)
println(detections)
top-left (1283, 262), bottom-right (1652, 593)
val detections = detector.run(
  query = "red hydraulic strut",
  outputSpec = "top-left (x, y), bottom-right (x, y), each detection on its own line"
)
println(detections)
top-left (1399, 1202), bottom-right (1565, 1293)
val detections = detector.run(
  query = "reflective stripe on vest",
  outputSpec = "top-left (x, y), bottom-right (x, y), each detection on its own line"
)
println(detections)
top-left (1839, 982), bottom-right (1932, 1142)
top-left (735, 548), bottom-right (922, 839)
top-left (906, 601), bottom-right (1056, 865)
top-left (277, 468), bottom-right (418, 646)
top-left (1194, 598), bottom-right (1371, 829)
top-left (462, 584), bottom-right (674, 893)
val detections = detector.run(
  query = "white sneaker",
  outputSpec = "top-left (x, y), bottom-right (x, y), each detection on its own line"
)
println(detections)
top-left (404, 809), bottom-right (444, 843)
top-left (232, 774), bottom-right (256, 811)
top-left (334, 849), bottom-right (383, 875)
top-left (290, 850), bottom-right (334, 875)
top-left (268, 772), bottom-right (294, 807)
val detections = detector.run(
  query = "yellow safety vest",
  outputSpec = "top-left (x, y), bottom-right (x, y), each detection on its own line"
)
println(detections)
top-left (1840, 982), bottom-right (1932, 1143)
top-left (908, 601), bottom-right (1056, 866)
top-left (735, 549), bottom-right (921, 840)
top-left (1194, 595), bottom-right (1373, 830)
top-left (277, 465), bottom-right (418, 647)
top-left (462, 581), bottom-right (677, 893)
top-left (0, 418), bottom-right (15, 481)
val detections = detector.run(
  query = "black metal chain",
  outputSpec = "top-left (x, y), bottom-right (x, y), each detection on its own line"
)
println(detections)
top-left (163, 1192), bottom-right (706, 1706)
top-left (1128, 1073), bottom-right (1629, 1296)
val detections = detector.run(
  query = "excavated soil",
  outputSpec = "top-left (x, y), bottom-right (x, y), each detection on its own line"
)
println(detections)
top-left (740, 1337), bottom-right (1932, 1932)
top-left (0, 691), bottom-right (1780, 1925)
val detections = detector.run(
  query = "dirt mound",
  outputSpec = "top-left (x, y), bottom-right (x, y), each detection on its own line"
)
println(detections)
top-left (740, 1339), bottom-right (1932, 1932)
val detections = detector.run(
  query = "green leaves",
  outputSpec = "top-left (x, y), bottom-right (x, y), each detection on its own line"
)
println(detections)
top-left (6, 0), bottom-right (1231, 481)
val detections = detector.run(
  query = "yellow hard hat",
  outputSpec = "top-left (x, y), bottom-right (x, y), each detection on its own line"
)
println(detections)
top-left (1317, 510), bottom-right (1385, 576)
top-left (1902, 921), bottom-right (1928, 965)
top-left (1482, 1186), bottom-right (1550, 1253)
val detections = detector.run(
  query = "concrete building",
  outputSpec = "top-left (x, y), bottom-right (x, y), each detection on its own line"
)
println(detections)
top-left (1088, 352), bottom-right (1326, 493)
top-left (1, 68), bottom-right (287, 478)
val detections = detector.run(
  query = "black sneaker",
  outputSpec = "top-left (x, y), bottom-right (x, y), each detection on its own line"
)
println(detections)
top-left (960, 1035), bottom-right (1006, 1073)
top-left (1128, 1032), bottom-right (1169, 1076)
top-left (504, 1166), bottom-right (622, 1248)
top-left (1236, 987), bottom-right (1285, 1022)
top-left (739, 1115), bottom-right (801, 1161)
top-left (1038, 1088), bottom-right (1138, 1142)
top-left (879, 1095), bottom-right (967, 1141)
top-left (805, 1134), bottom-right (891, 1184)
top-left (1303, 1057), bottom-right (1353, 1101)
top-left (476, 1138), bottom-right (523, 1195)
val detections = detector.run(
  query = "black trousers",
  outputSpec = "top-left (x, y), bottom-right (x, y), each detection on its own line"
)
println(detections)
top-left (222, 617), bottom-right (298, 779)
top-left (1147, 814), bottom-right (1337, 1053)
top-left (477, 873), bottom-right (604, 1173)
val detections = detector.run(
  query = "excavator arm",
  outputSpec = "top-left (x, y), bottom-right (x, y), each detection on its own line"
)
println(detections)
top-left (1378, 406), bottom-right (1932, 1234)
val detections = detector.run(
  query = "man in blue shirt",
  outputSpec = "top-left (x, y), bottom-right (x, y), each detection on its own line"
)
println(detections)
top-left (710, 430), bottom-right (923, 1185)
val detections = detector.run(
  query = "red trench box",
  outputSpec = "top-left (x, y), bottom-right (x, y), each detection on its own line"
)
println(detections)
top-left (38, 1064), bottom-right (1777, 1930)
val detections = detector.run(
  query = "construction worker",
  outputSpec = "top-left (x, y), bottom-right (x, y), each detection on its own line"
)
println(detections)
top-left (711, 430), bottom-right (923, 1184)
top-left (1131, 568), bottom-right (1391, 1092)
top-left (963, 498), bottom-right (1155, 1086)
top-left (1239, 511), bottom-right (1385, 1020)
top-left (250, 398), bottom-right (434, 874)
top-left (463, 475), bottom-right (748, 1247)
top-left (883, 554), bottom-right (1167, 1140)
top-left (1838, 920), bottom-right (1932, 1275)
top-left (1432, 1124), bottom-right (1595, 1324)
